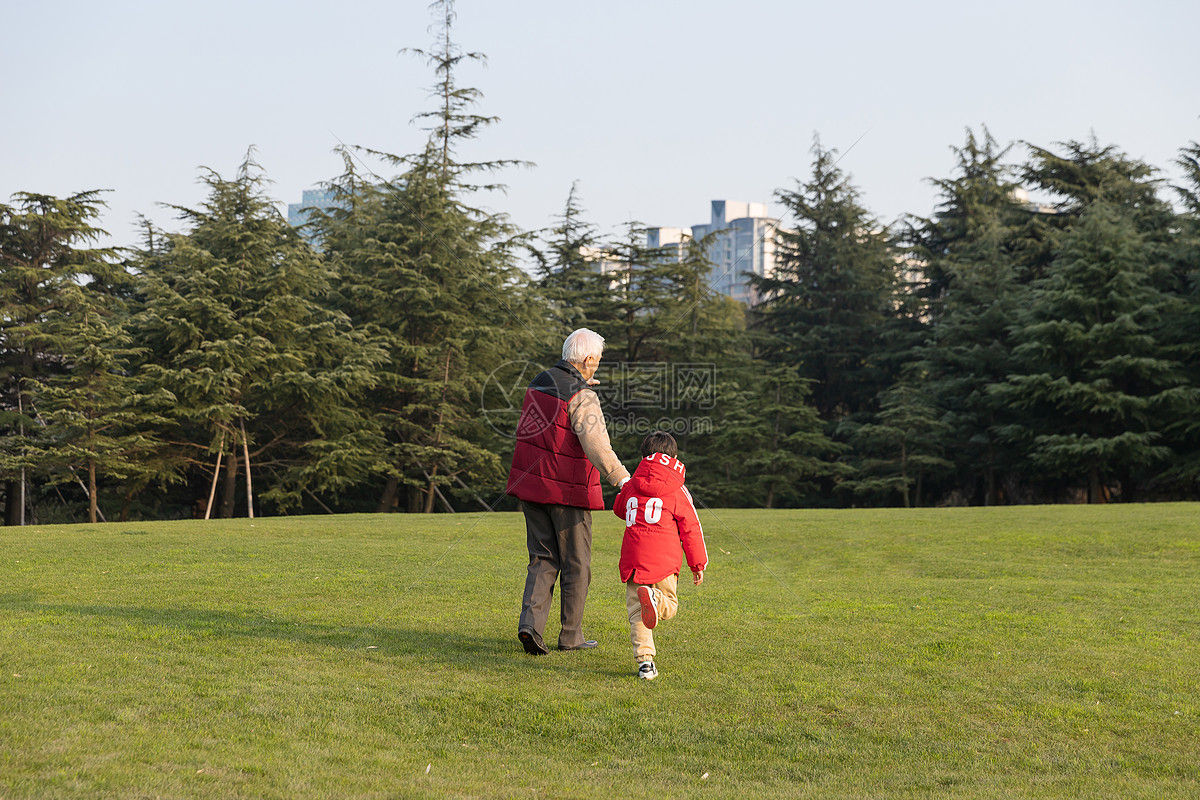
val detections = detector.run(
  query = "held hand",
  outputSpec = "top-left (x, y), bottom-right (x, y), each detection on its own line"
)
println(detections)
top-left (586, 377), bottom-right (600, 386)
top-left (692, 569), bottom-right (704, 585)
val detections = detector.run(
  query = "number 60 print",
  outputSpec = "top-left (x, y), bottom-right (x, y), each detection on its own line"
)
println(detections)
top-left (624, 496), bottom-right (663, 527)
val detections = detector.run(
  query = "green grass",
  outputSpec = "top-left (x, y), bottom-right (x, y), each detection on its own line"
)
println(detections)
top-left (2, 505), bottom-right (1198, 799)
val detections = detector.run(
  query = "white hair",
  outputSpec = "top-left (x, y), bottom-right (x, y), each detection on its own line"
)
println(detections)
top-left (562, 328), bottom-right (605, 363)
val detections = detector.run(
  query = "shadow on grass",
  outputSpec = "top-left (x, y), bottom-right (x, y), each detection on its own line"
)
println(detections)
top-left (0, 595), bottom-right (587, 671)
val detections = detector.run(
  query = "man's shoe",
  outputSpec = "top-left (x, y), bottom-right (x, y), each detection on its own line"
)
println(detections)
top-left (637, 661), bottom-right (658, 681)
top-left (558, 639), bottom-right (598, 651)
top-left (518, 629), bottom-right (548, 656)
top-left (637, 586), bottom-right (658, 630)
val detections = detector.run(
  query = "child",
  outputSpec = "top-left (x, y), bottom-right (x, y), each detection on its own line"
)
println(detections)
top-left (613, 431), bottom-right (708, 680)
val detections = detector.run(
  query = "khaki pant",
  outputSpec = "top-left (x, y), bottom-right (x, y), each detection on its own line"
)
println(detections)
top-left (625, 574), bottom-right (678, 662)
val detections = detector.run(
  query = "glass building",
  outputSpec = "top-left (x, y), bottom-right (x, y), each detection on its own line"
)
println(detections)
top-left (287, 188), bottom-right (341, 243)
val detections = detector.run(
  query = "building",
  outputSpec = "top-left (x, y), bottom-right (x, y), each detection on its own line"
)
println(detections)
top-left (286, 188), bottom-right (341, 237)
top-left (579, 245), bottom-right (627, 287)
top-left (646, 201), bottom-right (780, 305)
top-left (1010, 187), bottom-right (1058, 215)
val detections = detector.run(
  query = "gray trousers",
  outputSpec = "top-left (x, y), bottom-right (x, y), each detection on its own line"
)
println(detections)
top-left (518, 501), bottom-right (592, 649)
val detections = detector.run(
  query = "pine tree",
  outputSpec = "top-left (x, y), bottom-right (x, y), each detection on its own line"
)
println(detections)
top-left (751, 138), bottom-right (900, 423)
top-left (839, 380), bottom-right (952, 508)
top-left (601, 221), bottom-right (678, 364)
top-left (132, 153), bottom-right (381, 516)
top-left (535, 182), bottom-right (613, 334)
top-left (28, 285), bottom-right (171, 523)
top-left (995, 201), bottom-right (1181, 502)
top-left (1016, 136), bottom-right (1174, 282)
top-left (647, 229), bottom-right (745, 362)
top-left (909, 129), bottom-right (1029, 504)
top-left (917, 214), bottom-right (1027, 504)
top-left (1157, 142), bottom-right (1200, 494)
top-left (0, 191), bottom-right (121, 524)
top-left (701, 366), bottom-right (845, 508)
top-left (907, 126), bottom-right (1021, 317)
top-left (319, 0), bottom-right (551, 512)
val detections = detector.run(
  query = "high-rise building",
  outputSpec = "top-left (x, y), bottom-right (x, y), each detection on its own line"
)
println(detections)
top-left (287, 188), bottom-right (340, 230)
top-left (646, 201), bottom-right (780, 305)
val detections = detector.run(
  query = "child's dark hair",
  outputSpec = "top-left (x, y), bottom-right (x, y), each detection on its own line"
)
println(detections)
top-left (641, 431), bottom-right (678, 459)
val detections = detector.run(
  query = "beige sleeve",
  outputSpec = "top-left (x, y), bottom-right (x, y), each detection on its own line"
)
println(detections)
top-left (568, 389), bottom-right (631, 487)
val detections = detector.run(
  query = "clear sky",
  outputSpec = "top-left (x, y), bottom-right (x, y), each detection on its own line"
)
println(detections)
top-left (3, 0), bottom-right (1197, 250)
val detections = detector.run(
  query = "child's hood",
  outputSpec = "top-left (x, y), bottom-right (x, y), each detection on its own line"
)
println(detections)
top-left (629, 452), bottom-right (686, 495)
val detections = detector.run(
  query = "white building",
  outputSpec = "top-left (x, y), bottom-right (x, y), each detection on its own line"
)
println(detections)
top-left (647, 200), bottom-right (780, 305)
top-left (579, 245), bottom-right (627, 287)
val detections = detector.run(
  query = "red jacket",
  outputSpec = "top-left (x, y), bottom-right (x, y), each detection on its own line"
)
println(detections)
top-left (615, 453), bottom-right (708, 584)
top-left (506, 360), bottom-right (604, 509)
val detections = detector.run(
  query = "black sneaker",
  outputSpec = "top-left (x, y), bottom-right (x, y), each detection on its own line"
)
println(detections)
top-left (518, 629), bottom-right (548, 656)
top-left (637, 661), bottom-right (658, 681)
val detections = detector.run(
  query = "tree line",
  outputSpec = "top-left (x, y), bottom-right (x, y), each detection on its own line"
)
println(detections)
top-left (2, 4), bottom-right (1198, 521)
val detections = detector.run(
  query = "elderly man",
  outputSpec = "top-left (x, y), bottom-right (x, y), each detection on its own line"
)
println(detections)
top-left (507, 328), bottom-right (630, 655)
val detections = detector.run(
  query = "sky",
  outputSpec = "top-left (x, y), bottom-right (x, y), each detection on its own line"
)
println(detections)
top-left (3, 0), bottom-right (1198, 252)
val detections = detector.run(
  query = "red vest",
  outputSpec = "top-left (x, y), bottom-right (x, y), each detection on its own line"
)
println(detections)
top-left (506, 360), bottom-right (604, 510)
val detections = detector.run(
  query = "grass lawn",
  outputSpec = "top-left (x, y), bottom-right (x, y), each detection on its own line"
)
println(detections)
top-left (1, 504), bottom-right (1198, 799)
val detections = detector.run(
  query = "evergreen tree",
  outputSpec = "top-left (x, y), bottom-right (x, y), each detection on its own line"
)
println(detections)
top-left (0, 191), bottom-right (122, 524)
top-left (751, 138), bottom-right (900, 423)
top-left (994, 201), bottom-right (1181, 502)
top-left (535, 182), bottom-right (613, 334)
top-left (910, 129), bottom-right (1029, 504)
top-left (601, 220), bottom-right (678, 364)
top-left (647, 228), bottom-right (746, 363)
top-left (402, 0), bottom-right (527, 189)
top-left (1016, 136), bottom-right (1174, 282)
top-left (132, 153), bottom-right (381, 516)
top-left (907, 126), bottom-right (1021, 316)
top-left (700, 366), bottom-right (845, 507)
top-left (1157, 142), bottom-right (1200, 494)
top-left (28, 285), bottom-right (171, 522)
top-left (916, 213), bottom-right (1026, 504)
top-left (839, 380), bottom-right (952, 508)
top-left (320, 0), bottom-right (551, 512)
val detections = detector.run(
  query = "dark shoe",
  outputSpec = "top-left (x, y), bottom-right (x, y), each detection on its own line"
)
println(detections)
top-left (558, 639), bottom-right (598, 651)
top-left (518, 629), bottom-right (548, 656)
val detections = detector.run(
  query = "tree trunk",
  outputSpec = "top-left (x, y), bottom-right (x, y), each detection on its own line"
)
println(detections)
top-left (220, 446), bottom-right (240, 518)
top-left (378, 477), bottom-right (399, 513)
top-left (406, 484), bottom-right (423, 513)
top-left (985, 428), bottom-right (997, 506)
top-left (1117, 468), bottom-right (1133, 503)
top-left (423, 465), bottom-right (439, 514)
top-left (1088, 467), bottom-right (1103, 505)
top-left (88, 458), bottom-right (98, 524)
top-left (205, 437), bottom-right (225, 520)
top-left (120, 490), bottom-right (133, 523)
top-left (765, 482), bottom-right (775, 509)
top-left (240, 418), bottom-right (254, 519)
top-left (5, 481), bottom-right (21, 526)
top-left (16, 387), bottom-right (27, 526)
